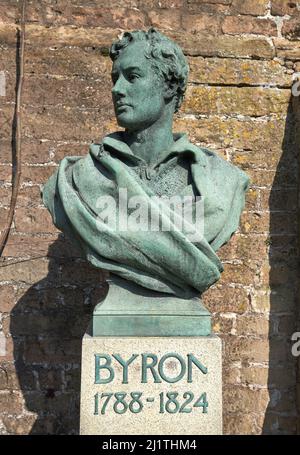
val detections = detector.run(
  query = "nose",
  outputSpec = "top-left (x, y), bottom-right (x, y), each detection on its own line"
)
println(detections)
top-left (112, 74), bottom-right (126, 98)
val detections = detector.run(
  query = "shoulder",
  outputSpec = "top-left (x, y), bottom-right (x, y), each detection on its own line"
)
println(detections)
top-left (192, 144), bottom-right (250, 190)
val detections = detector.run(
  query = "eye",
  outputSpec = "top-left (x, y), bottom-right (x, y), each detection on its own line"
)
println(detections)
top-left (128, 74), bottom-right (139, 82)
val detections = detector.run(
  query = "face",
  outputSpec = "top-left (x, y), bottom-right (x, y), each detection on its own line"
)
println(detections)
top-left (111, 41), bottom-right (166, 131)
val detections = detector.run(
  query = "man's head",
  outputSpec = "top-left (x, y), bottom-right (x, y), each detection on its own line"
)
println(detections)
top-left (109, 28), bottom-right (189, 131)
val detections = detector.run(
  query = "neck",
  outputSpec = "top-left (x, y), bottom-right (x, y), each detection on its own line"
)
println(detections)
top-left (124, 116), bottom-right (175, 166)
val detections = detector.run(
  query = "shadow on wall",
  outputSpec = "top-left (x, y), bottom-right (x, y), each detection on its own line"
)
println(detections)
top-left (263, 94), bottom-right (300, 434)
top-left (10, 236), bottom-right (108, 435)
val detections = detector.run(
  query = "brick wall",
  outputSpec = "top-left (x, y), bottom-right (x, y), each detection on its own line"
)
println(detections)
top-left (0, 0), bottom-right (299, 434)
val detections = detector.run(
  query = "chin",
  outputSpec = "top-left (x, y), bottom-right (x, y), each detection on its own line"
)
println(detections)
top-left (115, 113), bottom-right (129, 127)
top-left (116, 116), bottom-right (140, 130)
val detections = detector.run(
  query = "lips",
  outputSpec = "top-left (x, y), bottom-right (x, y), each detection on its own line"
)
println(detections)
top-left (116, 102), bottom-right (131, 108)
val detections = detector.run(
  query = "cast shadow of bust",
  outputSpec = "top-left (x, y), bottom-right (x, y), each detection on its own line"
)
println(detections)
top-left (10, 236), bottom-right (108, 434)
top-left (262, 94), bottom-right (300, 434)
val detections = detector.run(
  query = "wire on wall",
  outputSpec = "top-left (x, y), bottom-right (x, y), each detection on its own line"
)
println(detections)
top-left (0, 0), bottom-right (26, 257)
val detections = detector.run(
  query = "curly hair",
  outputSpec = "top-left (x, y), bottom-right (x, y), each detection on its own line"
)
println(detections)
top-left (110, 28), bottom-right (189, 113)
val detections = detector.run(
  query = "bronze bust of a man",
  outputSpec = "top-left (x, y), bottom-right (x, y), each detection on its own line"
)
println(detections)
top-left (42, 28), bottom-right (249, 299)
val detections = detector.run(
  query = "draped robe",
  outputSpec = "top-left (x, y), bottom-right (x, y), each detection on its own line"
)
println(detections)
top-left (42, 132), bottom-right (249, 298)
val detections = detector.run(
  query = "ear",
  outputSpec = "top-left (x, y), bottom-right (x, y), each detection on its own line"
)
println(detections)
top-left (163, 80), bottom-right (177, 103)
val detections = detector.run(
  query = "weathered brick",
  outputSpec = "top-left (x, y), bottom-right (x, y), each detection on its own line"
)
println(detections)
top-left (0, 106), bottom-right (14, 141)
top-left (223, 385), bottom-right (270, 413)
top-left (0, 336), bottom-right (14, 362)
top-left (246, 168), bottom-right (298, 188)
top-left (2, 414), bottom-right (37, 435)
top-left (0, 23), bottom-right (20, 46)
top-left (203, 286), bottom-right (250, 314)
top-left (224, 411), bottom-right (263, 435)
top-left (0, 140), bottom-right (51, 165)
top-left (52, 142), bottom-right (89, 163)
top-left (186, 0), bottom-right (231, 14)
top-left (240, 211), bottom-right (297, 235)
top-left (20, 165), bottom-right (58, 185)
top-left (140, 0), bottom-right (183, 8)
top-left (17, 186), bottom-right (44, 207)
top-left (236, 314), bottom-right (269, 337)
top-left (182, 13), bottom-right (222, 34)
top-left (169, 31), bottom-right (275, 58)
top-left (22, 46), bottom-right (112, 79)
top-left (222, 16), bottom-right (277, 36)
top-left (0, 207), bottom-right (9, 231)
top-left (245, 188), bottom-right (259, 211)
top-left (183, 86), bottom-right (290, 116)
top-left (219, 261), bottom-right (258, 287)
top-left (70, 7), bottom-right (146, 29)
top-left (22, 75), bottom-right (113, 110)
top-left (231, 148), bottom-right (294, 171)
top-left (212, 313), bottom-right (235, 334)
top-left (0, 258), bottom-right (49, 283)
top-left (188, 57), bottom-right (291, 87)
top-left (237, 336), bottom-right (291, 362)
top-left (0, 23), bottom-right (118, 48)
top-left (0, 391), bottom-right (23, 414)
top-left (0, 362), bottom-right (35, 391)
top-left (0, 165), bottom-right (12, 183)
top-left (271, 0), bottom-right (299, 16)
top-left (223, 365), bottom-right (241, 385)
top-left (14, 207), bottom-right (58, 234)
top-left (25, 2), bottom-right (73, 26)
top-left (0, 22), bottom-right (275, 59)
top-left (0, 366), bottom-right (8, 389)
top-left (1, 233), bottom-right (80, 259)
top-left (274, 38), bottom-right (300, 60)
top-left (72, 0), bottom-right (139, 7)
top-left (0, 69), bottom-right (15, 104)
top-left (231, 0), bottom-right (269, 16)
top-left (187, 0), bottom-right (232, 4)
top-left (0, 2), bottom-right (18, 25)
top-left (250, 288), bottom-right (296, 313)
top-left (219, 234), bottom-right (269, 261)
top-left (282, 16), bottom-right (300, 40)
top-left (21, 105), bottom-right (114, 142)
top-left (0, 286), bottom-right (15, 312)
top-left (174, 116), bottom-right (287, 153)
top-left (1, 315), bottom-right (10, 336)
top-left (240, 366), bottom-right (269, 386)
top-left (148, 9), bottom-right (182, 30)
top-left (0, 187), bottom-right (11, 207)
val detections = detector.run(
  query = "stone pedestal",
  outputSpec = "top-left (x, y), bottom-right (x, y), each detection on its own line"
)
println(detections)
top-left (80, 334), bottom-right (222, 435)
top-left (92, 277), bottom-right (211, 337)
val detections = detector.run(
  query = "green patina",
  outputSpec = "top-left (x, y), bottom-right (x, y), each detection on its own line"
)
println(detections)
top-left (42, 29), bottom-right (249, 336)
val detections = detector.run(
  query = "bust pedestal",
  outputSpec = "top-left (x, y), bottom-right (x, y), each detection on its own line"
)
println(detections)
top-left (80, 279), bottom-right (223, 435)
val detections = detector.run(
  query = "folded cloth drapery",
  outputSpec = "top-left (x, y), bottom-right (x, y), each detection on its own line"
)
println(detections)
top-left (42, 132), bottom-right (249, 298)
